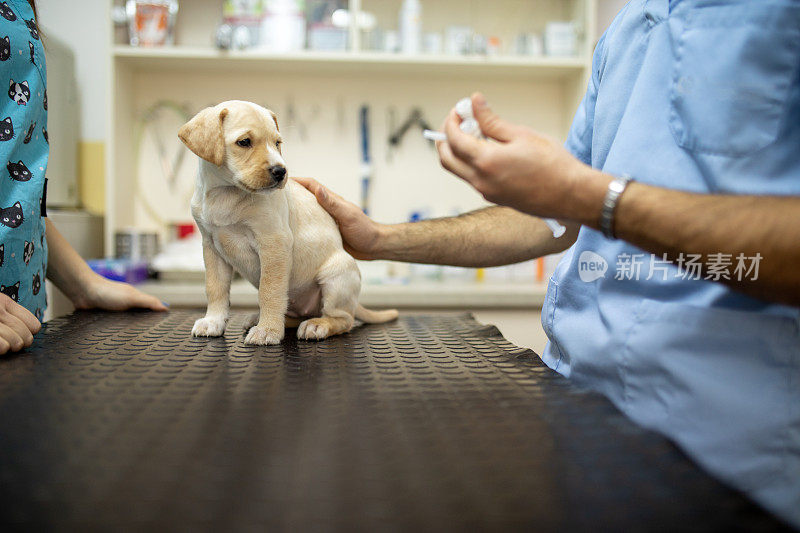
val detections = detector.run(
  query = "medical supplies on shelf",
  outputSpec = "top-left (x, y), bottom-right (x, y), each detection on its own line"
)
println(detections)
top-left (123, 0), bottom-right (179, 47)
top-left (216, 0), bottom-right (263, 50)
top-left (307, 0), bottom-right (348, 51)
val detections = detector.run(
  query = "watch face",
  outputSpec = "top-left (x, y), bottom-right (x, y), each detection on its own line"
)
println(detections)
top-left (610, 175), bottom-right (633, 194)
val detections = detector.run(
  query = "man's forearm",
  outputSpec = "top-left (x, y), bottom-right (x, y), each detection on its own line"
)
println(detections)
top-left (374, 206), bottom-right (578, 267)
top-left (571, 168), bottom-right (800, 306)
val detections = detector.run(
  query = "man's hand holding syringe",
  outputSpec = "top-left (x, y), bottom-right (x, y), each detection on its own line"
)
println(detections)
top-left (425, 96), bottom-right (569, 238)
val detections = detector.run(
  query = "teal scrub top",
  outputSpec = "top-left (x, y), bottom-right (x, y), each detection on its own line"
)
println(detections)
top-left (0, 0), bottom-right (47, 321)
top-left (544, 0), bottom-right (800, 526)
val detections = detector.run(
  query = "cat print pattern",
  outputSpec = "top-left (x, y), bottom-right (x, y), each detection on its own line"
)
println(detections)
top-left (0, 281), bottom-right (20, 302)
top-left (0, 116), bottom-right (13, 140)
top-left (0, 201), bottom-right (23, 227)
top-left (0, 35), bottom-right (10, 61)
top-left (0, 3), bottom-right (15, 22)
top-left (8, 160), bottom-right (31, 181)
top-left (8, 79), bottom-right (29, 105)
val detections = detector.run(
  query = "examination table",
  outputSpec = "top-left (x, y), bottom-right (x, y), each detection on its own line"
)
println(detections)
top-left (0, 310), bottom-right (788, 531)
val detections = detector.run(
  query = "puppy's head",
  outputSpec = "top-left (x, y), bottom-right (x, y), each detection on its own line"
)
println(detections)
top-left (178, 101), bottom-right (287, 192)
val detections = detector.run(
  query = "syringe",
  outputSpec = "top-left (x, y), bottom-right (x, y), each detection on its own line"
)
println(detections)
top-left (423, 130), bottom-right (447, 142)
top-left (424, 98), bottom-right (567, 239)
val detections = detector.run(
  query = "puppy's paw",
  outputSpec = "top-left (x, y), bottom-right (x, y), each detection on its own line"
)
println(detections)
top-left (297, 318), bottom-right (332, 341)
top-left (192, 316), bottom-right (227, 337)
top-left (245, 325), bottom-right (284, 345)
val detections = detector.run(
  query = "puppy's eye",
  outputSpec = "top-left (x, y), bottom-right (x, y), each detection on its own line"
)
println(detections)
top-left (276, 140), bottom-right (282, 148)
top-left (236, 138), bottom-right (252, 148)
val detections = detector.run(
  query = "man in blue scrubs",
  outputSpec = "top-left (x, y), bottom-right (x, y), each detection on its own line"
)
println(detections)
top-left (298, 0), bottom-right (800, 526)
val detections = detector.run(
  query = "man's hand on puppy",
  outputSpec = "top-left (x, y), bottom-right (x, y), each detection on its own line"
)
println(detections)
top-left (437, 93), bottom-right (609, 225)
top-left (0, 293), bottom-right (40, 355)
top-left (294, 177), bottom-right (383, 260)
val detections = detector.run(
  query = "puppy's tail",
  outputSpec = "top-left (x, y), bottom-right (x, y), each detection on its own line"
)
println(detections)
top-left (355, 304), bottom-right (399, 324)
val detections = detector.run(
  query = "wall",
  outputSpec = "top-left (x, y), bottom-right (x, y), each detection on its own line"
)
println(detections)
top-left (37, 0), bottom-right (109, 213)
top-left (37, 0), bottom-right (109, 138)
top-left (596, 0), bottom-right (628, 39)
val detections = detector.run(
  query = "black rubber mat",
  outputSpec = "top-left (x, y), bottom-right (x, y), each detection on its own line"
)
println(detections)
top-left (0, 310), bottom-right (788, 531)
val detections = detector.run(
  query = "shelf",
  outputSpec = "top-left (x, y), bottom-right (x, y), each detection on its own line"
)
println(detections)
top-left (113, 45), bottom-right (587, 80)
top-left (137, 279), bottom-right (548, 310)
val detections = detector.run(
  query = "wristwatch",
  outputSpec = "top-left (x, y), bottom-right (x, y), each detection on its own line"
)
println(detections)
top-left (600, 174), bottom-right (634, 239)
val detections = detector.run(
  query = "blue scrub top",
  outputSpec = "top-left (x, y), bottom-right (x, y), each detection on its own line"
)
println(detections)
top-left (0, 0), bottom-right (48, 320)
top-left (543, 0), bottom-right (800, 525)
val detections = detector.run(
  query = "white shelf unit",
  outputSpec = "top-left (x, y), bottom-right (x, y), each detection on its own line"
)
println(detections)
top-left (106, 0), bottom-right (595, 306)
top-left (112, 45), bottom-right (587, 79)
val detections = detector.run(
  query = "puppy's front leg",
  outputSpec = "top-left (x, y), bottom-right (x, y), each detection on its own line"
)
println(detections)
top-left (244, 236), bottom-right (291, 345)
top-left (192, 239), bottom-right (233, 337)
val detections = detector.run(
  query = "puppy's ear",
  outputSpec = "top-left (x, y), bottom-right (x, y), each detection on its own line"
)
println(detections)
top-left (269, 110), bottom-right (279, 133)
top-left (269, 110), bottom-right (282, 153)
top-left (178, 107), bottom-right (229, 166)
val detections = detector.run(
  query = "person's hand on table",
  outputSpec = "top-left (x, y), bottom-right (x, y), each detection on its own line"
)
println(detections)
top-left (44, 219), bottom-right (168, 315)
top-left (294, 177), bottom-right (384, 260)
top-left (0, 293), bottom-right (40, 355)
top-left (73, 273), bottom-right (168, 312)
top-left (437, 93), bottom-right (608, 224)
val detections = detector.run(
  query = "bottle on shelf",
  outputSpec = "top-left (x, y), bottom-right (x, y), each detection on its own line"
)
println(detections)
top-left (399, 0), bottom-right (422, 55)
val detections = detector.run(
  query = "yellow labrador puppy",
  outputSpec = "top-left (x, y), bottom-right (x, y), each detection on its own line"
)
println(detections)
top-left (178, 100), bottom-right (397, 345)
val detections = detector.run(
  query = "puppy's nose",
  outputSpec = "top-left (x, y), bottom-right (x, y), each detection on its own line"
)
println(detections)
top-left (270, 165), bottom-right (286, 182)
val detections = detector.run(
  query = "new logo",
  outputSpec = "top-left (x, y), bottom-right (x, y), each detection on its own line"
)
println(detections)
top-left (578, 251), bottom-right (607, 282)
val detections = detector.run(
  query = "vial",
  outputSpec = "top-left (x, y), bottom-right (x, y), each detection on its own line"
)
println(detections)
top-left (455, 98), bottom-right (482, 138)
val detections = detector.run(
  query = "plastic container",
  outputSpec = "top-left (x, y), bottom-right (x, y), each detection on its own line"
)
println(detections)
top-left (423, 32), bottom-right (442, 54)
top-left (544, 21), bottom-right (577, 57)
top-left (445, 25), bottom-right (472, 55)
top-left (307, 0), bottom-right (348, 51)
top-left (259, 0), bottom-right (306, 52)
top-left (126, 0), bottom-right (179, 47)
top-left (217, 0), bottom-right (263, 50)
top-left (88, 259), bottom-right (150, 284)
